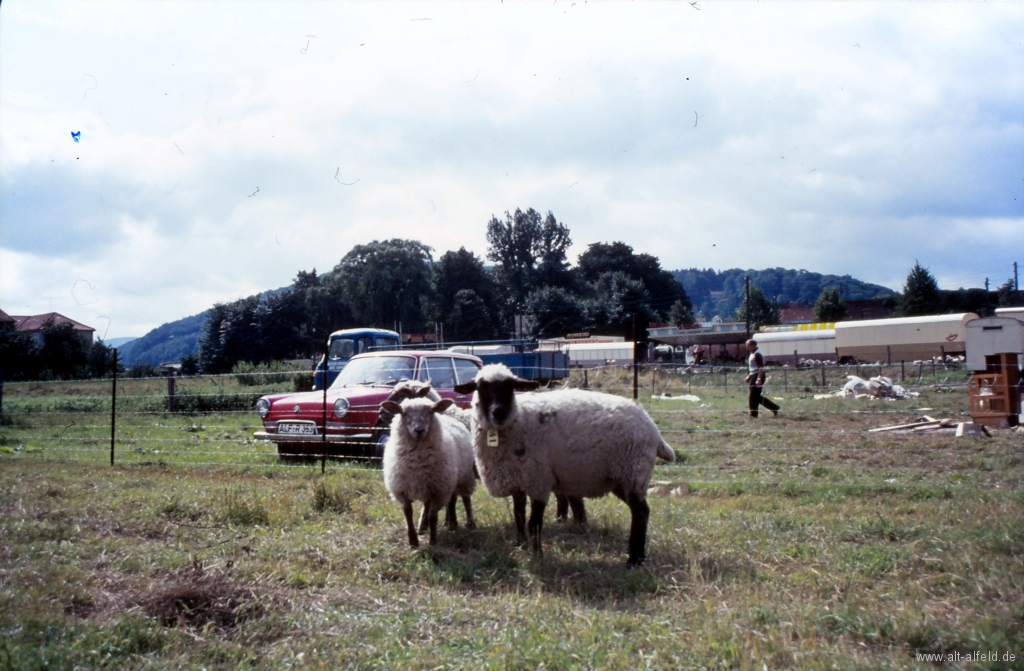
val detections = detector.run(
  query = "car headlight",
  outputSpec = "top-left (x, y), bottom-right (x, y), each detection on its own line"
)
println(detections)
top-left (333, 397), bottom-right (350, 418)
top-left (256, 398), bottom-right (271, 418)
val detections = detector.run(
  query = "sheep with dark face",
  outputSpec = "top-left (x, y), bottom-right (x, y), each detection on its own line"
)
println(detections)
top-left (381, 396), bottom-right (476, 547)
top-left (454, 364), bottom-right (675, 567)
top-left (381, 379), bottom-right (588, 526)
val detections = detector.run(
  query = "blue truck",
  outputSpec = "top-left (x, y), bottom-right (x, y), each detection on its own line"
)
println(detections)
top-left (312, 328), bottom-right (402, 390)
top-left (313, 330), bottom-right (570, 390)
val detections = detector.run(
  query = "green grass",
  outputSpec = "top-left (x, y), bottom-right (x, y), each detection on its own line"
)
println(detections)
top-left (0, 371), bottom-right (1022, 669)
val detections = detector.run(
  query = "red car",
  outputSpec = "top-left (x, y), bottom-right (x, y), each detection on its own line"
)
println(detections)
top-left (254, 350), bottom-right (483, 460)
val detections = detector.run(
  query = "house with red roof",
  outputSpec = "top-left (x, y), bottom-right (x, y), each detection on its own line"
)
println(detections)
top-left (8, 312), bottom-right (95, 346)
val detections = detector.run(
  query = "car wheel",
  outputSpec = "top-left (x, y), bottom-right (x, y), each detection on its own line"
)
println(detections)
top-left (372, 432), bottom-right (389, 460)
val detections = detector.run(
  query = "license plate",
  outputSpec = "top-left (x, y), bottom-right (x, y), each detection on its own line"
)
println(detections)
top-left (277, 422), bottom-right (317, 436)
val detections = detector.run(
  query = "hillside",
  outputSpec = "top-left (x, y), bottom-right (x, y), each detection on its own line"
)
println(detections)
top-left (115, 311), bottom-right (209, 367)
top-left (673, 267), bottom-right (896, 321)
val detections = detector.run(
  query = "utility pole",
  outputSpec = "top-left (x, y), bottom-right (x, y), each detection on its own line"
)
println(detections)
top-left (985, 277), bottom-right (989, 292)
top-left (744, 275), bottom-right (750, 335)
top-left (1015, 261), bottom-right (1019, 291)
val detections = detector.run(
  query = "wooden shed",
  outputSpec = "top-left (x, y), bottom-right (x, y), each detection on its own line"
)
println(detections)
top-left (965, 316), bottom-right (1023, 427)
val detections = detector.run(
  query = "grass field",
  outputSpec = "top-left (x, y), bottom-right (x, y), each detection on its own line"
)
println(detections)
top-left (1, 366), bottom-right (1022, 669)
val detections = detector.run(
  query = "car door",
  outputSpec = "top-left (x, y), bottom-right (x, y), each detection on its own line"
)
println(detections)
top-left (452, 358), bottom-right (481, 408)
top-left (417, 356), bottom-right (461, 402)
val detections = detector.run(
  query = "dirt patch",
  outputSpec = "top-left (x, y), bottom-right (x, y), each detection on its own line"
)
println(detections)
top-left (141, 565), bottom-right (265, 630)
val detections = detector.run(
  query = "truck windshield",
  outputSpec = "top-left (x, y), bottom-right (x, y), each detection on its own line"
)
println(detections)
top-left (328, 337), bottom-right (355, 359)
top-left (330, 356), bottom-right (416, 388)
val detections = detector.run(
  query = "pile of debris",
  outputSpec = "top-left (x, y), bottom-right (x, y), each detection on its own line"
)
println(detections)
top-left (814, 375), bottom-right (919, 401)
top-left (869, 415), bottom-right (992, 436)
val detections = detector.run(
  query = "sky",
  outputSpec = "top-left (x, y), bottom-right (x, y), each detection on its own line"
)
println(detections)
top-left (1, 1), bottom-right (1022, 339)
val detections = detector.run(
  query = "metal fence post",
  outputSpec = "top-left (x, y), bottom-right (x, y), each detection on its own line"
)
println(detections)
top-left (167, 375), bottom-right (176, 413)
top-left (783, 367), bottom-right (788, 392)
top-left (900, 360), bottom-right (905, 382)
top-left (322, 335), bottom-right (330, 475)
top-left (632, 313), bottom-right (639, 401)
top-left (821, 363), bottom-right (826, 387)
top-left (110, 349), bottom-right (117, 466)
top-left (0, 370), bottom-right (4, 418)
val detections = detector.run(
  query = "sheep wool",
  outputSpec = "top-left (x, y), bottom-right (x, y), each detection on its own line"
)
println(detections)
top-left (382, 397), bottom-right (475, 547)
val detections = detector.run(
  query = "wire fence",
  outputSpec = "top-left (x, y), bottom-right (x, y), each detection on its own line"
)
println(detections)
top-left (1, 362), bottom-right (1016, 493)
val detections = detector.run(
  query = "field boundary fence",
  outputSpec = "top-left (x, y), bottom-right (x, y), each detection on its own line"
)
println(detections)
top-left (1, 361), bottom-right (1009, 497)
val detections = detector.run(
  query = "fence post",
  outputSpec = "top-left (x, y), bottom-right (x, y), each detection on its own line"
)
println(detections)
top-left (322, 335), bottom-right (330, 475)
top-left (110, 349), bottom-right (117, 466)
top-left (632, 313), bottom-right (638, 401)
top-left (783, 367), bottom-right (788, 392)
top-left (723, 367), bottom-right (727, 391)
top-left (0, 370), bottom-right (4, 418)
top-left (886, 345), bottom-right (891, 366)
top-left (583, 368), bottom-right (588, 389)
top-left (687, 369), bottom-right (691, 395)
top-left (900, 360), bottom-right (905, 382)
top-left (167, 375), bottom-right (176, 413)
top-left (652, 367), bottom-right (656, 394)
top-left (821, 363), bottom-right (826, 387)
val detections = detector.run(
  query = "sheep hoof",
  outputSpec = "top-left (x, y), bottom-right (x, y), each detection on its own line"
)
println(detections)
top-left (625, 557), bottom-right (646, 569)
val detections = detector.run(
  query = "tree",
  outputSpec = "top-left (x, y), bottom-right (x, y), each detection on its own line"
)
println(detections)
top-left (585, 272), bottom-right (659, 338)
top-left (997, 277), bottom-right (1022, 307)
top-left (445, 290), bottom-right (496, 342)
top-left (38, 318), bottom-right (90, 379)
top-left (576, 242), bottom-right (691, 319)
top-left (328, 239), bottom-right (434, 331)
top-left (525, 287), bottom-right (587, 339)
top-left (0, 329), bottom-right (41, 381)
top-left (814, 287), bottom-right (849, 323)
top-left (899, 261), bottom-right (943, 316)
top-left (486, 208), bottom-right (573, 313)
top-left (668, 299), bottom-right (696, 327)
top-left (735, 286), bottom-right (780, 329)
top-left (431, 248), bottom-right (499, 326)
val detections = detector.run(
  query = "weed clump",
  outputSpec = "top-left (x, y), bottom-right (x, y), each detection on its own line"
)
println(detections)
top-left (310, 478), bottom-right (354, 514)
top-left (219, 487), bottom-right (270, 526)
top-left (143, 568), bottom-right (262, 629)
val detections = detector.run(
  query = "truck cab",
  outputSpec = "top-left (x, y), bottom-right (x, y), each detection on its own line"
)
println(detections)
top-left (312, 328), bottom-right (401, 390)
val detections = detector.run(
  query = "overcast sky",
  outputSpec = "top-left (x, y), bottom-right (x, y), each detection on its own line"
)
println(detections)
top-left (2, 1), bottom-right (1022, 339)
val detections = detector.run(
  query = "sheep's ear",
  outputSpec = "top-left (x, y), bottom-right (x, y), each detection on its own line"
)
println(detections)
top-left (433, 398), bottom-right (454, 413)
top-left (453, 381), bottom-right (477, 394)
top-left (414, 384), bottom-right (432, 398)
top-left (380, 401), bottom-right (402, 416)
top-left (513, 377), bottom-right (541, 391)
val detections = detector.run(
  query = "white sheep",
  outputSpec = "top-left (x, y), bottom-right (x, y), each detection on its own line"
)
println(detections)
top-left (380, 396), bottom-right (476, 547)
top-left (454, 364), bottom-right (676, 567)
top-left (382, 380), bottom-right (588, 525)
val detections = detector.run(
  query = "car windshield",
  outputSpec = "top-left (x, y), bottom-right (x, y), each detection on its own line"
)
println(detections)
top-left (330, 356), bottom-right (416, 388)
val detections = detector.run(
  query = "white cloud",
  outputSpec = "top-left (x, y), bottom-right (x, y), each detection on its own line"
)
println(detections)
top-left (1, 1), bottom-right (1022, 336)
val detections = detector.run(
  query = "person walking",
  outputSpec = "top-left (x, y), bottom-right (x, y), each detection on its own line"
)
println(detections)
top-left (745, 338), bottom-right (779, 418)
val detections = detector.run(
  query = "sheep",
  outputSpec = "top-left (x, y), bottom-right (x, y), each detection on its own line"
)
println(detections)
top-left (381, 380), bottom-right (588, 526)
top-left (453, 364), bottom-right (676, 568)
top-left (380, 395), bottom-right (476, 547)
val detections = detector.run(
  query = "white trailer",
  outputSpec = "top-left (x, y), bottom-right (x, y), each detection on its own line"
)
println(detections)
top-left (566, 341), bottom-right (636, 367)
top-left (753, 329), bottom-right (836, 364)
top-left (834, 313), bottom-right (977, 363)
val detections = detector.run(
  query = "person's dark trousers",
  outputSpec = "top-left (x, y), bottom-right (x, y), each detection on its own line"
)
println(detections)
top-left (748, 384), bottom-right (779, 417)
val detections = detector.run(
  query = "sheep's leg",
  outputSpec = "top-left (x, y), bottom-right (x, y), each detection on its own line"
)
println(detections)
top-left (624, 492), bottom-right (650, 569)
top-left (402, 501), bottom-right (419, 548)
top-left (445, 493), bottom-right (458, 530)
top-left (568, 496), bottom-right (588, 526)
top-left (461, 495), bottom-right (476, 530)
top-left (528, 498), bottom-right (546, 556)
top-left (427, 503), bottom-right (440, 546)
top-left (512, 493), bottom-right (528, 544)
top-left (555, 494), bottom-right (569, 522)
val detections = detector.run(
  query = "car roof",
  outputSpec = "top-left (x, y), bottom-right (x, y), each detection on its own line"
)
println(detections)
top-left (351, 350), bottom-right (483, 365)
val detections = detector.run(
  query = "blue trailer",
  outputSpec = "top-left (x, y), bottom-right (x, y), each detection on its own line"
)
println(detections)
top-left (313, 328), bottom-right (401, 390)
top-left (447, 342), bottom-right (570, 382)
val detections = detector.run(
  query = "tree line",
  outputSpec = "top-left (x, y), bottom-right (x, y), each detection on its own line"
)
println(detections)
top-left (197, 209), bottom-right (696, 373)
